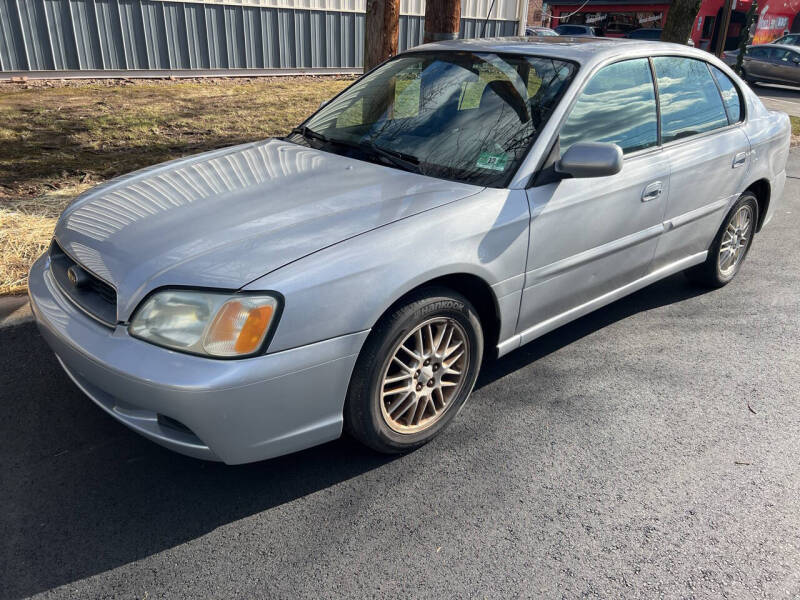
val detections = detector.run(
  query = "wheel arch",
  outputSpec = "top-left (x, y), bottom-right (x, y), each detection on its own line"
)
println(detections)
top-left (744, 178), bottom-right (771, 232)
top-left (376, 273), bottom-right (502, 361)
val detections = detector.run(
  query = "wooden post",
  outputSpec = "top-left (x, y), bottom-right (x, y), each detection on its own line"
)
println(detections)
top-left (364, 0), bottom-right (400, 72)
top-left (714, 0), bottom-right (735, 57)
top-left (424, 0), bottom-right (461, 44)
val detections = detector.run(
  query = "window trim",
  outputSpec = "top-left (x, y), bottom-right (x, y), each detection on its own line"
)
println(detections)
top-left (526, 53), bottom-right (748, 188)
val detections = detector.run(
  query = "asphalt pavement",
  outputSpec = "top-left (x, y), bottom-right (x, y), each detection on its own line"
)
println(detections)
top-left (755, 84), bottom-right (800, 117)
top-left (2, 151), bottom-right (799, 599)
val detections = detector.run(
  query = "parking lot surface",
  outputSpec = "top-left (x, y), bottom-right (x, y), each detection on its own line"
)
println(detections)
top-left (1, 151), bottom-right (799, 599)
top-left (756, 84), bottom-right (800, 117)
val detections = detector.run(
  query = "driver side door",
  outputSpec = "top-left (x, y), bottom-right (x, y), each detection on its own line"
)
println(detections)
top-left (516, 58), bottom-right (670, 345)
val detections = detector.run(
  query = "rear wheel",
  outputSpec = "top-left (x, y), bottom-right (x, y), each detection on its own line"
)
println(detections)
top-left (344, 287), bottom-right (483, 454)
top-left (741, 68), bottom-right (758, 86)
top-left (685, 192), bottom-right (758, 288)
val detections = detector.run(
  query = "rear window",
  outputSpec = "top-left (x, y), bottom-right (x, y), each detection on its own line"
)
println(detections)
top-left (710, 65), bottom-right (743, 123)
top-left (630, 29), bottom-right (662, 40)
top-left (555, 25), bottom-right (587, 35)
top-left (652, 56), bottom-right (729, 143)
top-left (747, 46), bottom-right (770, 59)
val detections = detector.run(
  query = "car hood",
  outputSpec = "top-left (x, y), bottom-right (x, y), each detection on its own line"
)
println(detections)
top-left (54, 138), bottom-right (482, 320)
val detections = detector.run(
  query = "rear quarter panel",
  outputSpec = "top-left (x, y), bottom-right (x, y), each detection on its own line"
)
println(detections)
top-left (741, 87), bottom-right (791, 228)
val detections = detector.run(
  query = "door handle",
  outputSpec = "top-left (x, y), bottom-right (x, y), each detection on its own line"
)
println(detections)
top-left (641, 181), bottom-right (663, 202)
top-left (732, 152), bottom-right (747, 168)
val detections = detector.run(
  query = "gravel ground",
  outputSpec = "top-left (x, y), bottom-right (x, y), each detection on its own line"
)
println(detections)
top-left (1, 151), bottom-right (799, 600)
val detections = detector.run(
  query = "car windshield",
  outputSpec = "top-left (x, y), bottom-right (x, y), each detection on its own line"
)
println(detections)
top-left (537, 29), bottom-right (559, 36)
top-left (293, 51), bottom-right (576, 187)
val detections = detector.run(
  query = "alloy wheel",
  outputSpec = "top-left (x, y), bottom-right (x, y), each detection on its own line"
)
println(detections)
top-left (718, 204), bottom-right (753, 277)
top-left (379, 317), bottom-right (469, 434)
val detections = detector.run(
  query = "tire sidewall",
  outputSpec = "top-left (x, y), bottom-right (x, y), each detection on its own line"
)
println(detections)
top-left (349, 290), bottom-right (483, 452)
top-left (713, 193), bottom-right (759, 284)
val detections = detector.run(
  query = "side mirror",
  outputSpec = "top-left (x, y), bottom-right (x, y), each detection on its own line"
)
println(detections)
top-left (793, 56), bottom-right (800, 64)
top-left (555, 142), bottom-right (623, 179)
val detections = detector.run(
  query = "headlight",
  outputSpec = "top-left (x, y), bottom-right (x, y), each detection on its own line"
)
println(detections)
top-left (129, 290), bottom-right (280, 358)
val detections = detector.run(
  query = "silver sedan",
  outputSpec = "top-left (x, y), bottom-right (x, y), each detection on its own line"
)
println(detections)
top-left (29, 38), bottom-right (791, 463)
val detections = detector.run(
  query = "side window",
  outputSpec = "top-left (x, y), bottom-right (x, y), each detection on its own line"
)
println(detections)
top-left (747, 47), bottom-right (767, 59)
top-left (559, 58), bottom-right (658, 155)
top-left (710, 65), bottom-right (743, 124)
top-left (652, 56), bottom-right (729, 143)
top-left (771, 48), bottom-right (791, 62)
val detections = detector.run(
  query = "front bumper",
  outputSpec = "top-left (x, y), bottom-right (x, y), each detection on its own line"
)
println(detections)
top-left (28, 254), bottom-right (368, 464)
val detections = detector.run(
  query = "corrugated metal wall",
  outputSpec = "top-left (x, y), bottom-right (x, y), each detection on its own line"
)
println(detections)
top-left (0, 0), bottom-right (519, 72)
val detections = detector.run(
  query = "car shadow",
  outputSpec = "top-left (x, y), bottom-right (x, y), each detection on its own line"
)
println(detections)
top-left (476, 272), bottom-right (714, 389)
top-left (0, 272), bottom-right (711, 598)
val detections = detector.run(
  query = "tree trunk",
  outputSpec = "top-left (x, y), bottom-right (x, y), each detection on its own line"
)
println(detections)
top-left (424, 0), bottom-right (461, 44)
top-left (660, 0), bottom-right (702, 44)
top-left (364, 0), bottom-right (400, 72)
top-left (735, 0), bottom-right (758, 75)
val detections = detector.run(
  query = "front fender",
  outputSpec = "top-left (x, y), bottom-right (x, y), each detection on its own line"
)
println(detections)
top-left (245, 188), bottom-right (531, 353)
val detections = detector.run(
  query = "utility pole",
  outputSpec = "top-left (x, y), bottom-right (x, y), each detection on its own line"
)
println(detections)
top-left (424, 0), bottom-right (461, 44)
top-left (364, 0), bottom-right (400, 72)
top-left (714, 0), bottom-right (735, 57)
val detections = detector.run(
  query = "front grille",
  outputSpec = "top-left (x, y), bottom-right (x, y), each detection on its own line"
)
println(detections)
top-left (49, 240), bottom-right (117, 326)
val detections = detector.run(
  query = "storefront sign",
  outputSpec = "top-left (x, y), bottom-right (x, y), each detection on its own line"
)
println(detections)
top-left (639, 13), bottom-right (663, 23)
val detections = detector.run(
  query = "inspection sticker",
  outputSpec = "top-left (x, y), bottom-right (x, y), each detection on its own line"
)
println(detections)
top-left (476, 151), bottom-right (508, 171)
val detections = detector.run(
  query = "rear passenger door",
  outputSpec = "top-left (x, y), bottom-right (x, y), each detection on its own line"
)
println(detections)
top-left (744, 47), bottom-right (770, 79)
top-left (772, 48), bottom-right (800, 84)
top-left (652, 58), bottom-right (751, 270)
top-left (518, 58), bottom-right (669, 341)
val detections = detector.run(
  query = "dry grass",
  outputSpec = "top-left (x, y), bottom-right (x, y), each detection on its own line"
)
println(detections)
top-left (792, 116), bottom-right (800, 147)
top-left (0, 76), bottom-right (352, 295)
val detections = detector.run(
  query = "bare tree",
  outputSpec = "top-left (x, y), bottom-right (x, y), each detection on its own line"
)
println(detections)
top-left (735, 0), bottom-right (758, 74)
top-left (364, 0), bottom-right (400, 72)
top-left (660, 0), bottom-right (702, 44)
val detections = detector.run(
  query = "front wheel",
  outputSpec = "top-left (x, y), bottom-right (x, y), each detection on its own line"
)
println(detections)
top-left (344, 286), bottom-right (483, 454)
top-left (685, 192), bottom-right (759, 288)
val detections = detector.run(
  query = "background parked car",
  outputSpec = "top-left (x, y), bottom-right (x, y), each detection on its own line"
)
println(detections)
top-left (724, 34), bottom-right (800, 67)
top-left (525, 26), bottom-right (559, 37)
top-left (624, 28), bottom-right (696, 46)
top-left (553, 24), bottom-right (596, 36)
top-left (772, 33), bottom-right (800, 46)
top-left (741, 44), bottom-right (800, 86)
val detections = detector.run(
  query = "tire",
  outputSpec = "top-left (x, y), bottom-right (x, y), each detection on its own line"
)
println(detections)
top-left (685, 192), bottom-right (759, 288)
top-left (741, 68), bottom-right (756, 85)
top-left (344, 286), bottom-right (484, 454)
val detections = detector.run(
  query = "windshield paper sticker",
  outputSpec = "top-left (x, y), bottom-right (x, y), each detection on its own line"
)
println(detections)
top-left (476, 152), bottom-right (508, 171)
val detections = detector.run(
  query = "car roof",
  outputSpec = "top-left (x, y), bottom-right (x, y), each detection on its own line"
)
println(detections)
top-left (748, 43), bottom-right (799, 51)
top-left (769, 43), bottom-right (800, 51)
top-left (404, 36), bottom-right (703, 65)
